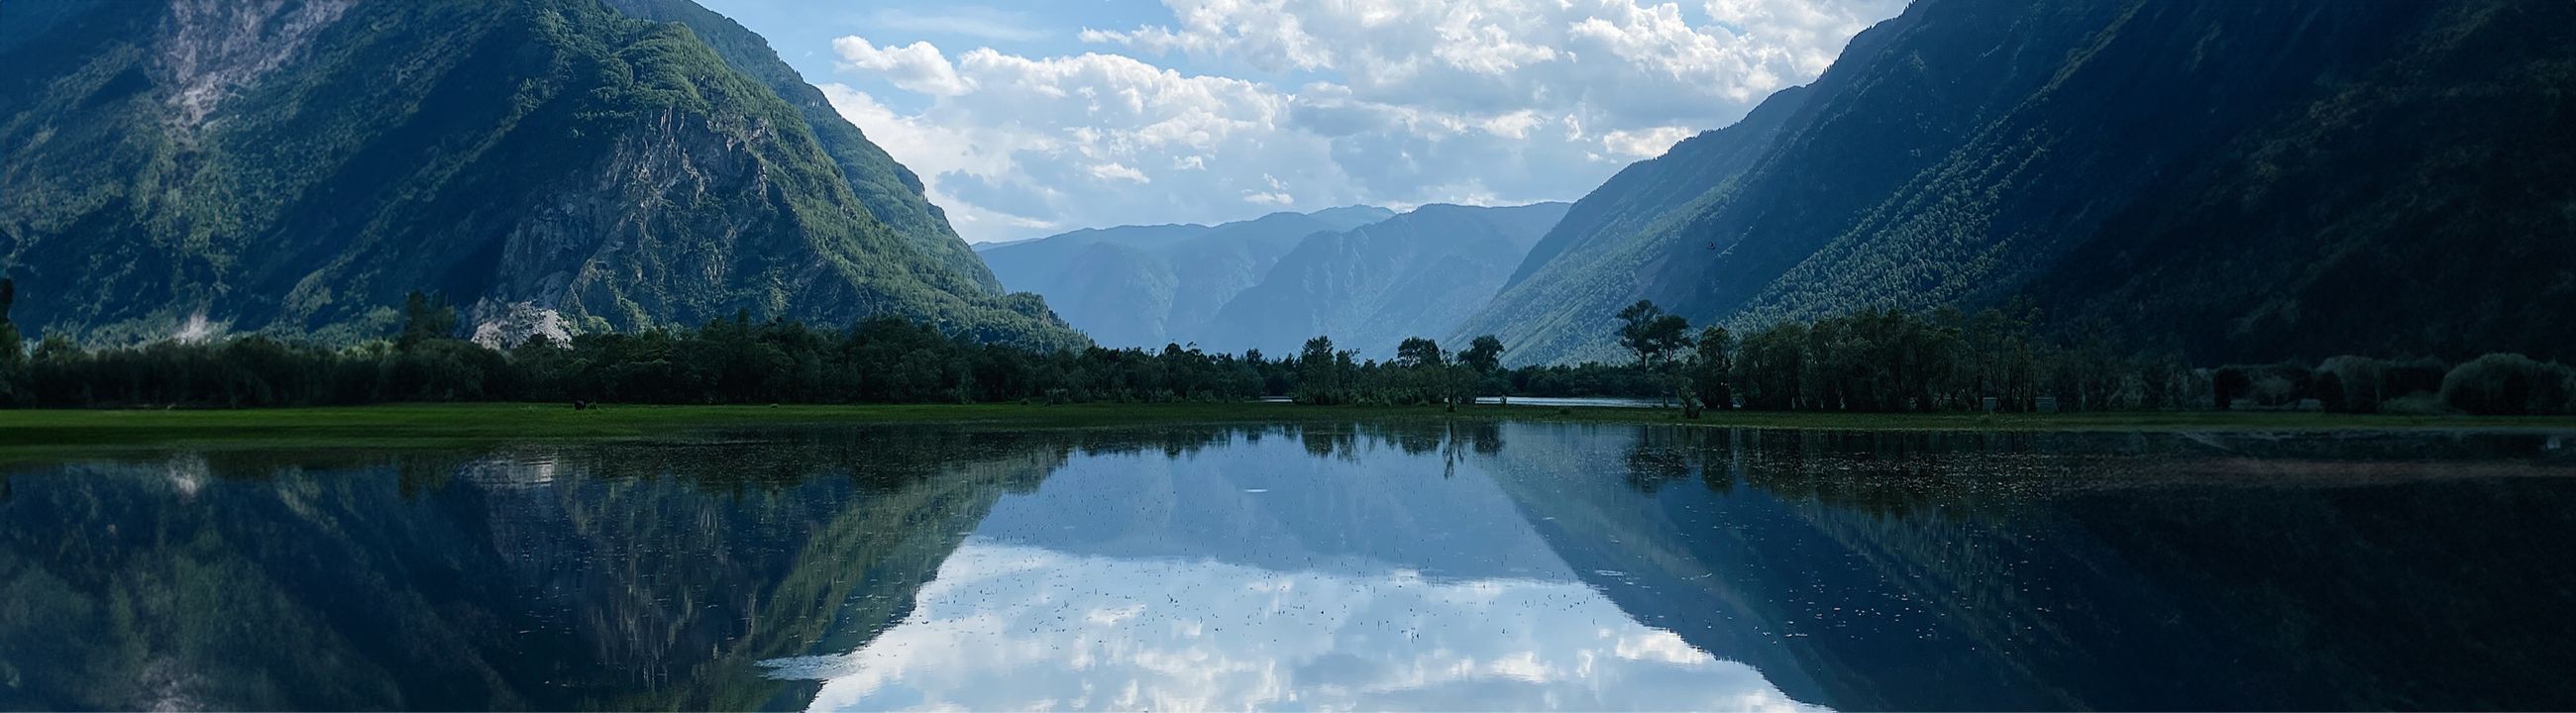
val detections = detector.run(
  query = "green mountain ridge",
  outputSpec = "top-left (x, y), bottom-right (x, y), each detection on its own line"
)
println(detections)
top-left (0, 0), bottom-right (1080, 350)
top-left (1468, 0), bottom-right (2576, 365)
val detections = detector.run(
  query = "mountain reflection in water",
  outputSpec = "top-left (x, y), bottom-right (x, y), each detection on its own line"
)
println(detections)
top-left (1, 423), bottom-right (2571, 710)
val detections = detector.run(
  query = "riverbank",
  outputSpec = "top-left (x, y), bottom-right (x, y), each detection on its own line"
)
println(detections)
top-left (7, 402), bottom-right (2576, 455)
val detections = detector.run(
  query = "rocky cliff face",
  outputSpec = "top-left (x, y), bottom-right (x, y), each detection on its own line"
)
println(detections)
top-left (0, 0), bottom-right (1082, 349)
top-left (157, 0), bottom-right (356, 129)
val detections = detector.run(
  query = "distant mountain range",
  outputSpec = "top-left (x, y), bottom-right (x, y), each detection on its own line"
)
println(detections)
top-left (1463, 0), bottom-right (2576, 365)
top-left (0, 0), bottom-right (1081, 349)
top-left (981, 203), bottom-right (1565, 357)
top-left (976, 207), bottom-right (1390, 351)
top-left (1195, 202), bottom-right (1567, 357)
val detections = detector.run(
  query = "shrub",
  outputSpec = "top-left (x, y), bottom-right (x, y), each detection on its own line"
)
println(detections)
top-left (2315, 356), bottom-right (2388, 413)
top-left (2382, 393), bottom-right (2447, 416)
top-left (2439, 354), bottom-right (2575, 415)
top-left (2382, 357), bottom-right (2449, 398)
top-left (2216, 362), bottom-right (2309, 409)
top-left (2212, 366), bottom-right (2251, 410)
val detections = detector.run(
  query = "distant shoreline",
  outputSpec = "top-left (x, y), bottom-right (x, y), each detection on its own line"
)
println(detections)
top-left (6, 402), bottom-right (2576, 457)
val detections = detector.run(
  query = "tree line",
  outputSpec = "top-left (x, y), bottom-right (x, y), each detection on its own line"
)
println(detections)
top-left (1610, 300), bottom-right (2575, 417)
top-left (0, 283), bottom-right (2569, 416)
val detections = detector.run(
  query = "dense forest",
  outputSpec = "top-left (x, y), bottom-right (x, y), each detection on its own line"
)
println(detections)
top-left (4, 283), bottom-right (2568, 416)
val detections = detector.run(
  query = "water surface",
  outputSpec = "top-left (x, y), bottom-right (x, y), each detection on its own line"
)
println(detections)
top-left (2, 423), bottom-right (2571, 710)
top-left (1474, 396), bottom-right (1665, 408)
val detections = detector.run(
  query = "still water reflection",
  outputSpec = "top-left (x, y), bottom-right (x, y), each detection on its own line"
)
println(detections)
top-left (1, 424), bottom-right (2572, 710)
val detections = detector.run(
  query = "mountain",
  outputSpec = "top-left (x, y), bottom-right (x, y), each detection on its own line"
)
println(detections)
top-left (593, 0), bottom-right (995, 290)
top-left (0, 432), bottom-right (1065, 710)
top-left (1198, 202), bottom-right (1570, 357)
top-left (977, 207), bottom-right (1394, 349)
top-left (1464, 0), bottom-right (2576, 365)
top-left (0, 0), bottom-right (1081, 349)
top-left (1485, 426), bottom-right (2576, 710)
top-left (1501, 86), bottom-right (1813, 294)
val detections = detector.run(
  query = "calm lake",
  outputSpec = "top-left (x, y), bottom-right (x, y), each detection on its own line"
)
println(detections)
top-left (4, 423), bottom-right (2573, 710)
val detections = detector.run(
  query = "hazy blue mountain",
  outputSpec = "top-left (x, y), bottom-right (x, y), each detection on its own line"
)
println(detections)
top-left (977, 207), bottom-right (1395, 349)
top-left (1199, 202), bottom-right (1570, 358)
top-left (1301, 205), bottom-right (1408, 232)
top-left (1464, 0), bottom-right (2575, 365)
top-left (0, 0), bottom-right (1079, 349)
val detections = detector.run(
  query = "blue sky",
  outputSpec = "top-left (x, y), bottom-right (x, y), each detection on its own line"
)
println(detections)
top-left (698, 0), bottom-right (1907, 242)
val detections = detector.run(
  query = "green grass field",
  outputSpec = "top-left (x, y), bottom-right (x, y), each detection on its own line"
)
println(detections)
top-left (5, 402), bottom-right (2575, 458)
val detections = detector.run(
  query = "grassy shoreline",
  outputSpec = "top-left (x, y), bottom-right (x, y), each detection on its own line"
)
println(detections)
top-left (5, 402), bottom-right (2576, 456)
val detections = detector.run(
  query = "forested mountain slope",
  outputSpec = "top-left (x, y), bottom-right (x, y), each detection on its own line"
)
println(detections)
top-left (1200, 202), bottom-right (1569, 358)
top-left (976, 207), bottom-right (1394, 349)
top-left (0, 0), bottom-right (1079, 349)
top-left (2023, 0), bottom-right (2576, 361)
top-left (1464, 0), bottom-right (2575, 365)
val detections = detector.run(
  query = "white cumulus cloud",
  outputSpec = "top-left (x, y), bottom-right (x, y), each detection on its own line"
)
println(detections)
top-left (821, 0), bottom-right (1903, 242)
top-left (832, 36), bottom-right (972, 96)
top-left (1088, 162), bottom-right (1151, 183)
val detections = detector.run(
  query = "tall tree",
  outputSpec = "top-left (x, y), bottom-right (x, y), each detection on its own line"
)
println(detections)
top-left (1395, 338), bottom-right (1447, 368)
top-left (0, 278), bottom-right (22, 405)
top-left (1735, 323), bottom-right (1808, 410)
top-left (1616, 300), bottom-right (1691, 368)
top-left (1295, 336), bottom-right (1351, 405)
top-left (1459, 336), bottom-right (1505, 373)
top-left (1688, 327), bottom-right (1734, 410)
top-left (398, 291), bottom-right (459, 350)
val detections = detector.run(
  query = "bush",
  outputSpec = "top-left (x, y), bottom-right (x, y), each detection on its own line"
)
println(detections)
top-left (2382, 357), bottom-right (2448, 398)
top-left (2215, 362), bottom-right (2309, 409)
top-left (2439, 354), bottom-right (2575, 415)
top-left (2314, 356), bottom-right (2387, 413)
top-left (2382, 392), bottom-right (2447, 416)
top-left (2212, 366), bottom-right (2251, 410)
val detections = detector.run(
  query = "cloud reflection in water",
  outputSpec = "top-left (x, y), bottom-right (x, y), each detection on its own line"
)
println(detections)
top-left (765, 542), bottom-right (1821, 711)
